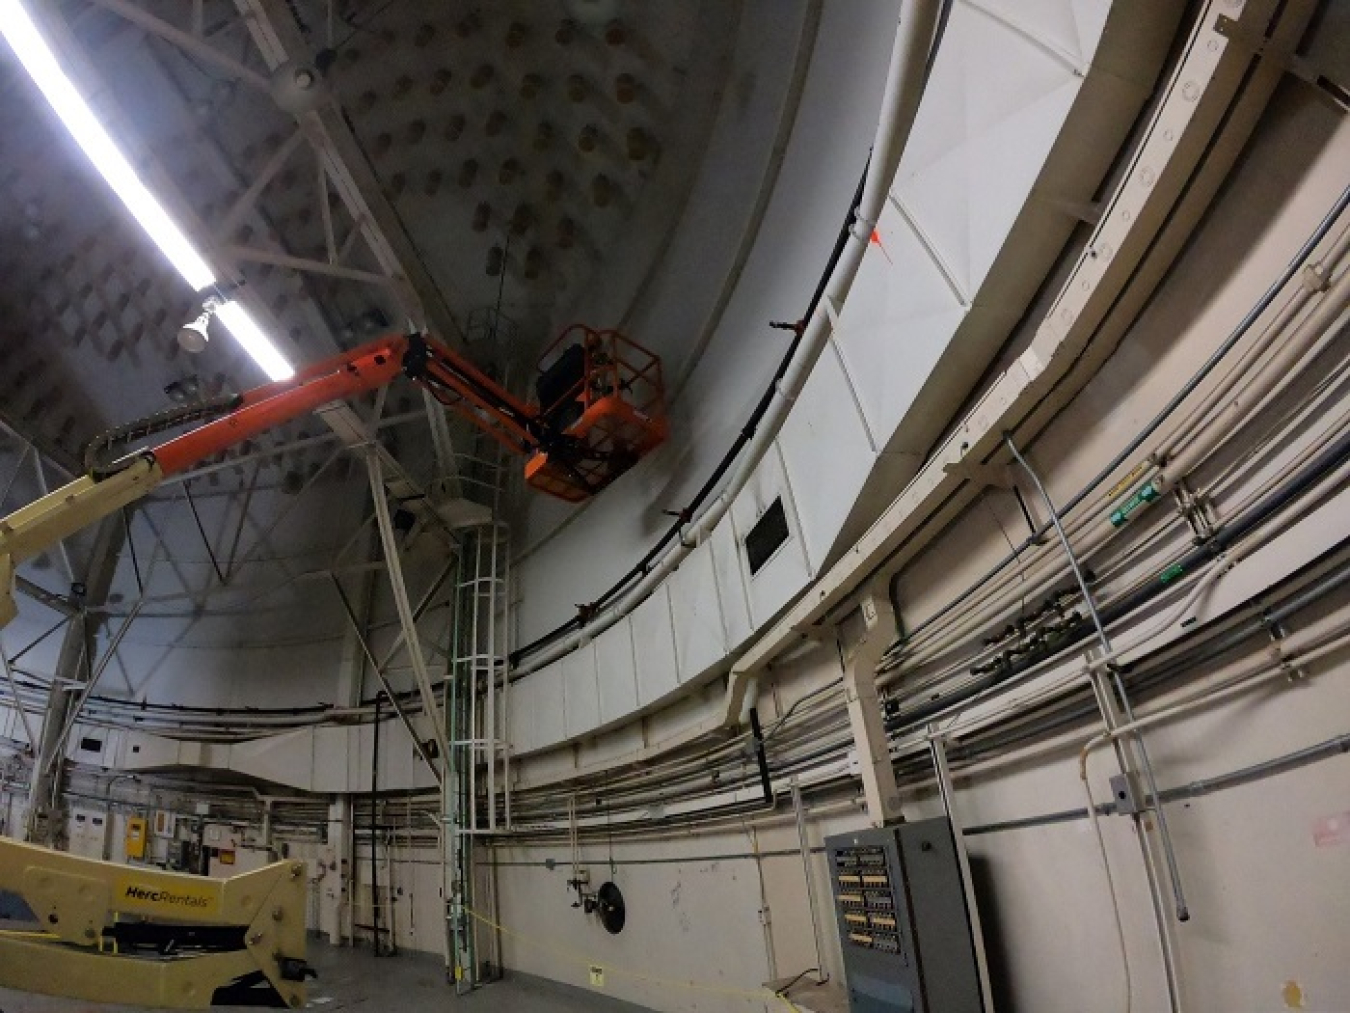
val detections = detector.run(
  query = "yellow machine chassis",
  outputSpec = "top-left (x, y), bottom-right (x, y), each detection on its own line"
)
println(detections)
top-left (0, 838), bottom-right (310, 1008)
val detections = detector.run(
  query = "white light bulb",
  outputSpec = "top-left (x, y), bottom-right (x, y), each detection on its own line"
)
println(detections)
top-left (0, 1), bottom-right (295, 383)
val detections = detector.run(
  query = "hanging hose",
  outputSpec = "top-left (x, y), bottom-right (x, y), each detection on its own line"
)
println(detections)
top-left (84, 393), bottom-right (243, 478)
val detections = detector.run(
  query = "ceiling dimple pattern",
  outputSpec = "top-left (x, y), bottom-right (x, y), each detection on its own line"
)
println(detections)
top-left (280, 2), bottom-right (727, 340)
top-left (0, 0), bottom-right (748, 663)
top-left (0, 0), bottom-right (738, 479)
top-left (0, 96), bottom-right (204, 459)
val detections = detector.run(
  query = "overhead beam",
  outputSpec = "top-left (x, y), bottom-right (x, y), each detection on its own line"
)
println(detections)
top-left (330, 574), bottom-right (442, 785)
top-left (232, 0), bottom-right (465, 344)
top-left (84, 0), bottom-right (272, 91)
top-left (25, 515), bottom-right (124, 846)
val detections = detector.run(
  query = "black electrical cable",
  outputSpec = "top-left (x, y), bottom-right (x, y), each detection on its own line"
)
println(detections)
top-left (887, 182), bottom-right (1350, 661)
top-left (774, 968), bottom-right (822, 996)
top-left (748, 707), bottom-right (774, 806)
top-left (509, 165), bottom-right (871, 667)
top-left (510, 4), bottom-right (957, 667)
top-left (884, 420), bottom-right (1350, 732)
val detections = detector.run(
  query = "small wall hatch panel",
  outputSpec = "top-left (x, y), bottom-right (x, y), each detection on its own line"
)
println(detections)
top-left (745, 498), bottom-right (790, 575)
top-left (826, 818), bottom-right (983, 1013)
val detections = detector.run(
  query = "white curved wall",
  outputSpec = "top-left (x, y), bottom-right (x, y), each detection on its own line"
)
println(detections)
top-left (506, 0), bottom-right (1175, 756)
top-left (510, 0), bottom-right (903, 639)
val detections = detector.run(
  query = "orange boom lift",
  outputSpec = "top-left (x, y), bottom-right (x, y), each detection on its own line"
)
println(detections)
top-left (0, 327), bottom-right (667, 627)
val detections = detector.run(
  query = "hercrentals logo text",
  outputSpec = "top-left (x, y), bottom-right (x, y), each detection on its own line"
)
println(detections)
top-left (122, 885), bottom-right (211, 909)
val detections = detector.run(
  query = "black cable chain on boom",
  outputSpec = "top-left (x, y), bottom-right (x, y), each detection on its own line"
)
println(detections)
top-left (84, 394), bottom-right (244, 478)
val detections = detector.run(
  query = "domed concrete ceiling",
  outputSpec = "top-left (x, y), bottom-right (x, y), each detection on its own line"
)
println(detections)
top-left (0, 0), bottom-right (747, 670)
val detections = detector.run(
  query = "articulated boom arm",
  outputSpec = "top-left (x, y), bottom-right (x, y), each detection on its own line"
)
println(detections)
top-left (152, 333), bottom-right (544, 476)
top-left (0, 328), bottom-right (667, 628)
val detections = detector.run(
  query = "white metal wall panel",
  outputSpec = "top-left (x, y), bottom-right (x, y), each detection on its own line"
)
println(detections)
top-left (778, 340), bottom-right (878, 572)
top-left (596, 619), bottom-right (640, 726)
top-left (669, 541), bottom-right (727, 683)
top-left (709, 516), bottom-right (754, 651)
top-left (310, 726), bottom-right (354, 794)
top-left (730, 444), bottom-right (812, 628)
top-left (893, 1), bottom-right (1086, 299)
top-left (833, 198), bottom-right (968, 443)
top-left (972, 0), bottom-right (1111, 68)
top-left (520, 662), bottom-right (567, 755)
top-left (506, 675), bottom-right (540, 756)
top-left (632, 584), bottom-right (680, 708)
top-left (231, 731), bottom-right (317, 792)
top-left (563, 641), bottom-right (601, 740)
top-left (118, 731), bottom-right (181, 770)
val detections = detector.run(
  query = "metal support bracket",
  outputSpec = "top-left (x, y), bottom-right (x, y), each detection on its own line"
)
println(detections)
top-left (1214, 15), bottom-right (1350, 112)
top-left (942, 460), bottom-right (1017, 490)
top-left (838, 593), bottom-right (905, 826)
top-left (1172, 479), bottom-right (1215, 545)
top-left (1109, 771), bottom-right (1146, 816)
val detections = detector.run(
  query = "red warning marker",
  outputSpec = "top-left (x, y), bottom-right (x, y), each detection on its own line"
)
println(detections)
top-left (870, 228), bottom-right (894, 265)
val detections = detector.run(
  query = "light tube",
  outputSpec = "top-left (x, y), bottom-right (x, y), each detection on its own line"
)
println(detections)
top-left (214, 301), bottom-right (295, 382)
top-left (0, 0), bottom-right (294, 380)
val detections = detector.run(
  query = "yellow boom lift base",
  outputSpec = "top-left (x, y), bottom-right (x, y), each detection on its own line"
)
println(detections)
top-left (0, 838), bottom-right (312, 1008)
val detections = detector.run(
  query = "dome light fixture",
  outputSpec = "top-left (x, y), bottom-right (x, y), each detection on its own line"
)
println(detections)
top-left (177, 297), bottom-right (221, 354)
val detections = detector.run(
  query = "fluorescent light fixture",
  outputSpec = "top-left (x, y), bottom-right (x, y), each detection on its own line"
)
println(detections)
top-left (0, 0), bottom-right (294, 380)
top-left (215, 301), bottom-right (294, 382)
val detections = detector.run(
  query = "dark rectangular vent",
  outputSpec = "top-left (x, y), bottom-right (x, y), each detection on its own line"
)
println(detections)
top-left (79, 736), bottom-right (103, 753)
top-left (746, 498), bottom-right (790, 576)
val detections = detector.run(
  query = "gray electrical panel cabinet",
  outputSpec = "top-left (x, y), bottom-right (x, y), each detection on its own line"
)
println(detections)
top-left (826, 818), bottom-right (984, 1013)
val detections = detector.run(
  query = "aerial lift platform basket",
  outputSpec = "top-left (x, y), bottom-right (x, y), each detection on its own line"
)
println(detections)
top-left (0, 326), bottom-right (669, 628)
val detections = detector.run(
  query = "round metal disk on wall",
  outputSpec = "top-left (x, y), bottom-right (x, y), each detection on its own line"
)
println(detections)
top-left (596, 881), bottom-right (625, 934)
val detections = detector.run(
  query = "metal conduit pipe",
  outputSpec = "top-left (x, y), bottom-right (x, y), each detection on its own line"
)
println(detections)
top-left (512, 540), bottom-right (1350, 832)
top-left (1005, 435), bottom-right (1190, 943)
top-left (564, 590), bottom-right (1350, 841)
top-left (511, 2), bottom-right (944, 677)
top-left (937, 228), bottom-right (1350, 655)
top-left (903, 378), bottom-right (1344, 686)
top-left (1156, 226), bottom-right (1350, 466)
top-left (897, 374), bottom-right (1342, 678)
top-left (494, 509), bottom-right (1327, 809)
top-left (1156, 273), bottom-right (1350, 493)
top-left (890, 302), bottom-right (1350, 677)
top-left (883, 185), bottom-right (1350, 664)
top-left (1081, 615), bottom-right (1350, 782)
top-left (887, 421), bottom-right (1350, 733)
top-left (908, 382), bottom-right (1345, 696)
top-left (945, 551), bottom-right (1350, 768)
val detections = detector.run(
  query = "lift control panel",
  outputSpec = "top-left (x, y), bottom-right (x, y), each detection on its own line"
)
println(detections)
top-left (827, 819), bottom-right (984, 1013)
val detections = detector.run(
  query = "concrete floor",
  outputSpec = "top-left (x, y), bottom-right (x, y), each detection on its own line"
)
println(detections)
top-left (0, 940), bottom-right (653, 1013)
